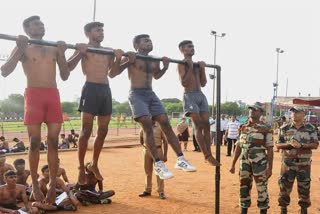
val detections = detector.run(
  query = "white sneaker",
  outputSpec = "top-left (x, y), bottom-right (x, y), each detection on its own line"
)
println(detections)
top-left (175, 156), bottom-right (197, 172)
top-left (154, 161), bottom-right (174, 180)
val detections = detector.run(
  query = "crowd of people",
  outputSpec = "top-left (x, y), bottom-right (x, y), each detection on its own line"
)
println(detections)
top-left (0, 137), bottom-right (26, 153)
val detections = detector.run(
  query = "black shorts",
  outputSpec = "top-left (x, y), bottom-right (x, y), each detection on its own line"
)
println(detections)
top-left (79, 81), bottom-right (112, 116)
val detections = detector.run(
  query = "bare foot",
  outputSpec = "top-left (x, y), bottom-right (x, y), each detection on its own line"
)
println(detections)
top-left (206, 155), bottom-right (221, 166)
top-left (77, 167), bottom-right (86, 185)
top-left (45, 183), bottom-right (57, 204)
top-left (31, 185), bottom-right (45, 202)
top-left (87, 163), bottom-right (104, 181)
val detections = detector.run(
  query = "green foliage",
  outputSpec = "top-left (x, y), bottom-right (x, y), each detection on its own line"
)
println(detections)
top-left (221, 101), bottom-right (243, 116)
top-left (161, 98), bottom-right (182, 103)
top-left (61, 102), bottom-right (79, 115)
top-left (0, 94), bottom-right (24, 116)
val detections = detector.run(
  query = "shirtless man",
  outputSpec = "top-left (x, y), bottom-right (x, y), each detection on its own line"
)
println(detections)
top-left (74, 162), bottom-right (115, 205)
top-left (0, 170), bottom-right (38, 214)
top-left (109, 34), bottom-right (196, 179)
top-left (67, 22), bottom-right (122, 185)
top-left (57, 158), bottom-right (74, 189)
top-left (177, 40), bottom-right (220, 166)
top-left (33, 165), bottom-right (78, 211)
top-left (0, 152), bottom-right (14, 185)
top-left (13, 159), bottom-right (30, 186)
top-left (1, 15), bottom-right (70, 204)
top-left (0, 136), bottom-right (9, 153)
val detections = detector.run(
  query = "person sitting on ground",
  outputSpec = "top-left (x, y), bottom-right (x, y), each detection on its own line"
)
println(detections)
top-left (0, 170), bottom-right (38, 214)
top-left (0, 136), bottom-right (9, 153)
top-left (10, 138), bottom-right (26, 153)
top-left (31, 165), bottom-right (79, 211)
top-left (57, 158), bottom-right (75, 189)
top-left (13, 159), bottom-right (31, 196)
top-left (58, 134), bottom-right (69, 149)
top-left (74, 162), bottom-right (115, 205)
top-left (68, 130), bottom-right (78, 148)
top-left (0, 151), bottom-right (14, 185)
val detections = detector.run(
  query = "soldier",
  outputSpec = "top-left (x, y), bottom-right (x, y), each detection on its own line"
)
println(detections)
top-left (276, 106), bottom-right (319, 214)
top-left (229, 102), bottom-right (273, 214)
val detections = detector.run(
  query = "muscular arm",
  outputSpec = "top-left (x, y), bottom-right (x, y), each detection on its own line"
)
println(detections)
top-left (109, 58), bottom-right (128, 78)
top-left (57, 51), bottom-right (70, 81)
top-left (153, 61), bottom-right (168, 80)
top-left (67, 51), bottom-right (83, 71)
top-left (1, 47), bottom-right (24, 77)
top-left (178, 64), bottom-right (193, 87)
top-left (199, 66), bottom-right (207, 87)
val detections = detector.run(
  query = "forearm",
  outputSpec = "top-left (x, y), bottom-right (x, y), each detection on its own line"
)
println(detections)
top-left (108, 58), bottom-right (122, 78)
top-left (67, 52), bottom-right (82, 71)
top-left (303, 142), bottom-right (319, 149)
top-left (154, 68), bottom-right (167, 79)
top-left (267, 147), bottom-right (274, 169)
top-left (0, 207), bottom-right (14, 213)
top-left (98, 181), bottom-right (103, 191)
top-left (199, 69), bottom-right (207, 87)
top-left (276, 143), bottom-right (293, 149)
top-left (57, 54), bottom-right (70, 81)
top-left (1, 48), bottom-right (23, 77)
top-left (231, 145), bottom-right (241, 167)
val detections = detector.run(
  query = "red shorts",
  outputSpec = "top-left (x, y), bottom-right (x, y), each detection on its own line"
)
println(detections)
top-left (24, 88), bottom-right (63, 125)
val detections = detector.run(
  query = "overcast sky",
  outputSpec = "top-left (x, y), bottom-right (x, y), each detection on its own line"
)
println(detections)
top-left (0, 0), bottom-right (319, 105)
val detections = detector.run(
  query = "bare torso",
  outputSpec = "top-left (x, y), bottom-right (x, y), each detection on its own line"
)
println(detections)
top-left (21, 45), bottom-right (59, 88)
top-left (0, 164), bottom-right (15, 185)
top-left (16, 170), bottom-right (30, 186)
top-left (178, 64), bottom-right (202, 92)
top-left (128, 59), bottom-right (159, 89)
top-left (56, 168), bottom-right (64, 178)
top-left (81, 48), bottom-right (114, 84)
top-left (0, 184), bottom-right (24, 205)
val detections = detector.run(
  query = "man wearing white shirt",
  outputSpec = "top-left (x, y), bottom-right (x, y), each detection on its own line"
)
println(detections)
top-left (224, 116), bottom-right (240, 156)
top-left (220, 114), bottom-right (229, 146)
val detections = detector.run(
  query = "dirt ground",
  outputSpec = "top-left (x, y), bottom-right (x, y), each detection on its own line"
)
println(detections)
top-left (5, 141), bottom-right (320, 214)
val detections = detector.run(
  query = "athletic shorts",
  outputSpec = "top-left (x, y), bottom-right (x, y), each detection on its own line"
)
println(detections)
top-left (78, 82), bottom-right (112, 116)
top-left (183, 91), bottom-right (209, 116)
top-left (128, 89), bottom-right (166, 120)
top-left (24, 87), bottom-right (63, 125)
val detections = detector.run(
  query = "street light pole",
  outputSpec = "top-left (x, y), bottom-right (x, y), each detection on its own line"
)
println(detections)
top-left (93, 0), bottom-right (97, 21)
top-left (210, 31), bottom-right (226, 117)
top-left (270, 48), bottom-right (284, 125)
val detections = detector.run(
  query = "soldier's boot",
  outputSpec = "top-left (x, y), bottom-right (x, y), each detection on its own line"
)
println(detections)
top-left (280, 207), bottom-right (287, 214)
top-left (260, 209), bottom-right (267, 214)
top-left (300, 207), bottom-right (307, 214)
top-left (240, 208), bottom-right (248, 214)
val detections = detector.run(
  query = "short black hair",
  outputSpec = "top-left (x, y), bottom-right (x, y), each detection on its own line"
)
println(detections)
top-left (23, 15), bottom-right (40, 29)
top-left (84, 22), bottom-right (104, 33)
top-left (178, 40), bottom-right (193, 49)
top-left (12, 137), bottom-right (19, 142)
top-left (41, 165), bottom-right (49, 173)
top-left (13, 159), bottom-right (25, 166)
top-left (0, 136), bottom-right (4, 141)
top-left (60, 134), bottom-right (65, 137)
top-left (4, 170), bottom-right (17, 177)
top-left (133, 34), bottom-right (150, 47)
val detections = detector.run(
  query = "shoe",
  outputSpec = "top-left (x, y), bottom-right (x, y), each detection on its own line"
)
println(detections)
top-left (138, 191), bottom-right (151, 197)
top-left (175, 156), bottom-right (197, 172)
top-left (154, 161), bottom-right (174, 180)
top-left (280, 207), bottom-right (287, 214)
top-left (159, 192), bottom-right (166, 200)
top-left (241, 208), bottom-right (248, 214)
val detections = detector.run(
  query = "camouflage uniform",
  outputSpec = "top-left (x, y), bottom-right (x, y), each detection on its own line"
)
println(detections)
top-left (277, 122), bottom-right (319, 208)
top-left (237, 121), bottom-right (273, 209)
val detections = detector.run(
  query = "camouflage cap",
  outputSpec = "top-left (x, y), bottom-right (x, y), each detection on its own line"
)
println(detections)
top-left (248, 102), bottom-right (264, 112)
top-left (289, 105), bottom-right (305, 112)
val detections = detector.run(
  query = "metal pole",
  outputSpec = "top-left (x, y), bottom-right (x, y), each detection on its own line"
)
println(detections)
top-left (215, 67), bottom-right (221, 214)
top-left (0, 33), bottom-right (220, 69)
top-left (276, 51), bottom-right (279, 97)
top-left (93, 0), bottom-right (97, 21)
top-left (212, 35), bottom-right (217, 116)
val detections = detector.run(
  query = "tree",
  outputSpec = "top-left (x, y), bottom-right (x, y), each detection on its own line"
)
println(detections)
top-left (61, 102), bottom-right (78, 115)
top-left (0, 94), bottom-right (24, 116)
top-left (221, 101), bottom-right (242, 116)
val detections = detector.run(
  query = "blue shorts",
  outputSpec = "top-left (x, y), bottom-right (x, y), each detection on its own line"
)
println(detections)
top-left (128, 89), bottom-right (166, 120)
top-left (183, 91), bottom-right (209, 116)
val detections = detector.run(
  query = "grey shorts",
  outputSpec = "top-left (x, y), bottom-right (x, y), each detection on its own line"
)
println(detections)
top-left (128, 89), bottom-right (166, 120)
top-left (78, 81), bottom-right (112, 116)
top-left (183, 91), bottom-right (209, 116)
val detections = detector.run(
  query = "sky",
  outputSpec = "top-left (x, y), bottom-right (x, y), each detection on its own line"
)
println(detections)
top-left (0, 0), bottom-right (319, 105)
